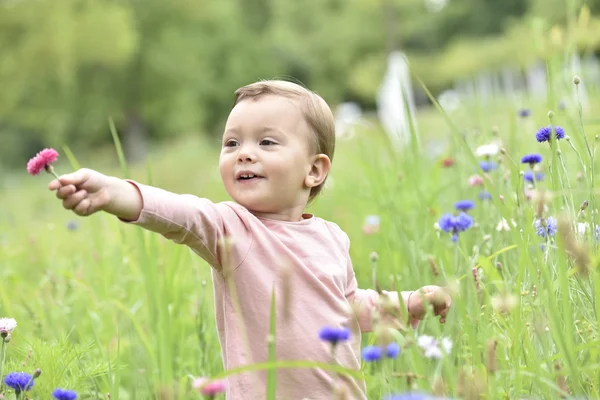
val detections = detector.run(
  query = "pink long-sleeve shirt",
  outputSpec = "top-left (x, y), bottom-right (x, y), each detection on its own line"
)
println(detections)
top-left (125, 182), bottom-right (410, 399)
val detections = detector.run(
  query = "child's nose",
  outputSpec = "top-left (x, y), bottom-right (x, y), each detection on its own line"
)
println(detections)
top-left (237, 146), bottom-right (257, 163)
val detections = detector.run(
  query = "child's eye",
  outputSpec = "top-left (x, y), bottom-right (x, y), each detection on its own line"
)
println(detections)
top-left (224, 140), bottom-right (239, 147)
top-left (260, 139), bottom-right (276, 146)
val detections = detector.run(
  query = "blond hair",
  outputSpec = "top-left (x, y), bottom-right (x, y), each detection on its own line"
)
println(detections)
top-left (233, 80), bottom-right (335, 202)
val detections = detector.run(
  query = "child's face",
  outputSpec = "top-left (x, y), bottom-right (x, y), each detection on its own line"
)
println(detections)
top-left (219, 95), bottom-right (320, 218)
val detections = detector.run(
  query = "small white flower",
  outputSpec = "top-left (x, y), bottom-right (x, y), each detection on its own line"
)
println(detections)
top-left (364, 215), bottom-right (380, 226)
top-left (496, 218), bottom-right (511, 231)
top-left (577, 222), bottom-right (589, 236)
top-left (475, 143), bottom-right (500, 158)
top-left (362, 215), bottom-right (380, 235)
top-left (0, 318), bottom-right (17, 333)
top-left (417, 335), bottom-right (453, 359)
top-left (440, 337), bottom-right (453, 354)
top-left (496, 218), bottom-right (517, 232)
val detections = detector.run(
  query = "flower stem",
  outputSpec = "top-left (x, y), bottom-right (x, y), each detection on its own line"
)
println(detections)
top-left (575, 85), bottom-right (596, 246)
top-left (557, 150), bottom-right (576, 216)
top-left (0, 338), bottom-right (6, 393)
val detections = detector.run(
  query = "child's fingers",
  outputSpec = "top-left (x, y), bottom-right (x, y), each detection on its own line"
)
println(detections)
top-left (53, 169), bottom-right (90, 189)
top-left (48, 179), bottom-right (61, 191)
top-left (73, 198), bottom-right (92, 216)
top-left (56, 184), bottom-right (77, 200)
top-left (62, 190), bottom-right (88, 210)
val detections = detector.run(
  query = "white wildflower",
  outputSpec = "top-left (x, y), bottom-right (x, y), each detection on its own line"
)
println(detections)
top-left (362, 215), bottom-right (380, 235)
top-left (577, 222), bottom-right (589, 236)
top-left (0, 318), bottom-right (17, 334)
top-left (417, 335), bottom-right (453, 359)
top-left (475, 143), bottom-right (500, 158)
top-left (496, 218), bottom-right (517, 232)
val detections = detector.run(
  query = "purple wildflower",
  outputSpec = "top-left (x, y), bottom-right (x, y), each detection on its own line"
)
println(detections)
top-left (454, 200), bottom-right (475, 212)
top-left (4, 372), bottom-right (34, 393)
top-left (521, 154), bottom-right (543, 165)
top-left (385, 393), bottom-right (447, 400)
top-left (478, 191), bottom-right (492, 200)
top-left (536, 125), bottom-right (565, 143)
top-left (518, 109), bottom-right (531, 118)
top-left (385, 343), bottom-right (401, 358)
top-left (52, 389), bottom-right (78, 400)
top-left (524, 171), bottom-right (544, 183)
top-left (319, 326), bottom-right (350, 346)
top-left (534, 217), bottom-right (557, 238)
top-left (479, 161), bottom-right (498, 172)
top-left (361, 346), bottom-right (382, 362)
top-left (438, 212), bottom-right (474, 243)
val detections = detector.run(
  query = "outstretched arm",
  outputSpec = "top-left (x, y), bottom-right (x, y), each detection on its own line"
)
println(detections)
top-left (48, 168), bottom-right (142, 220)
top-left (49, 168), bottom-right (251, 271)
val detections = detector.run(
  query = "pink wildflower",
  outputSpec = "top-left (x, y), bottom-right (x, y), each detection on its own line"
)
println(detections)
top-left (192, 377), bottom-right (226, 397)
top-left (468, 175), bottom-right (484, 187)
top-left (26, 148), bottom-right (59, 176)
top-left (441, 157), bottom-right (455, 168)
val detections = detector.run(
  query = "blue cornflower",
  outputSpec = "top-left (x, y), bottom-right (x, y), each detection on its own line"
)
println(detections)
top-left (521, 154), bottom-right (543, 165)
top-left (319, 326), bottom-right (350, 345)
top-left (385, 342), bottom-right (401, 358)
top-left (536, 125), bottom-right (565, 143)
top-left (385, 393), bottom-right (445, 400)
top-left (52, 389), bottom-right (78, 400)
top-left (438, 212), bottom-right (474, 243)
top-left (454, 200), bottom-right (475, 212)
top-left (478, 191), bottom-right (492, 200)
top-left (534, 217), bottom-right (557, 238)
top-left (361, 345), bottom-right (382, 362)
top-left (558, 99), bottom-right (567, 110)
top-left (66, 221), bottom-right (78, 231)
top-left (518, 109), bottom-right (531, 118)
top-left (479, 161), bottom-right (498, 172)
top-left (4, 372), bottom-right (34, 393)
top-left (524, 171), bottom-right (544, 183)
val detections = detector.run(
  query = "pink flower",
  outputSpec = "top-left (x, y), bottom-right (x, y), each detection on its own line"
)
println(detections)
top-left (468, 175), bottom-right (484, 187)
top-left (27, 148), bottom-right (59, 175)
top-left (192, 377), bottom-right (226, 397)
top-left (441, 157), bottom-right (455, 168)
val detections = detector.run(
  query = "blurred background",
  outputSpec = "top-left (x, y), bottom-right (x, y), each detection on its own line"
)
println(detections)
top-left (1, 0), bottom-right (600, 172)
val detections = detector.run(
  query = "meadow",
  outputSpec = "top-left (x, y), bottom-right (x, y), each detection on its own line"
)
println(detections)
top-left (2, 72), bottom-right (600, 400)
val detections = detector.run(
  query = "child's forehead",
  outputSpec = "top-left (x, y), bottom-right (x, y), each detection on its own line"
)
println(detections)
top-left (226, 95), bottom-right (307, 130)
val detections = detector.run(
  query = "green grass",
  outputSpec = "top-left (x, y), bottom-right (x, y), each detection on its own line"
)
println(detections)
top-left (3, 71), bottom-right (600, 398)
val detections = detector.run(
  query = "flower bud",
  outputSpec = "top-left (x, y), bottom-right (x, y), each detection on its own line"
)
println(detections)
top-left (547, 110), bottom-right (555, 119)
top-left (369, 252), bottom-right (379, 263)
top-left (565, 135), bottom-right (571, 141)
top-left (557, 149), bottom-right (562, 155)
top-left (3, 334), bottom-right (10, 343)
top-left (573, 75), bottom-right (581, 85)
top-left (33, 368), bottom-right (42, 379)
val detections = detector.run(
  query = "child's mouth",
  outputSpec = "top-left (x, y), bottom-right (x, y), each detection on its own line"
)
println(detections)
top-left (237, 174), bottom-right (264, 181)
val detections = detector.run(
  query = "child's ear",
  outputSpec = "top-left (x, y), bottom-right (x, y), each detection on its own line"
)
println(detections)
top-left (305, 154), bottom-right (331, 189)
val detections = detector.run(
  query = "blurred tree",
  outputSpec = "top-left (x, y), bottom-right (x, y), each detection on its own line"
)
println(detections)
top-left (2, 0), bottom-right (600, 168)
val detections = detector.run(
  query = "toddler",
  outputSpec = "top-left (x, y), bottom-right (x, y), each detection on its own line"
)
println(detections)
top-left (49, 80), bottom-right (451, 399)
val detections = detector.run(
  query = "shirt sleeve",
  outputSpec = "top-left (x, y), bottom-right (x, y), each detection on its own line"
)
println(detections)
top-left (343, 236), bottom-right (412, 332)
top-left (120, 181), bottom-right (252, 273)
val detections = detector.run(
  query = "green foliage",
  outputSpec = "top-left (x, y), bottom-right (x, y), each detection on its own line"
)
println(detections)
top-left (4, 79), bottom-right (600, 397)
top-left (5, 0), bottom-right (597, 169)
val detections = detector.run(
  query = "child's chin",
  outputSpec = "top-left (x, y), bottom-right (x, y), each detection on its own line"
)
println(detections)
top-left (236, 197), bottom-right (269, 212)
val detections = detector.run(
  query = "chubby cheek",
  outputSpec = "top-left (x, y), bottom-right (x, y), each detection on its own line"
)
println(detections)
top-left (218, 158), bottom-right (233, 185)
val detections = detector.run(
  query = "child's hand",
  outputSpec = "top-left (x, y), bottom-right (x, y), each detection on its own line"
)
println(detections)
top-left (48, 168), bottom-right (142, 220)
top-left (48, 168), bottom-right (114, 216)
top-left (407, 285), bottom-right (451, 328)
